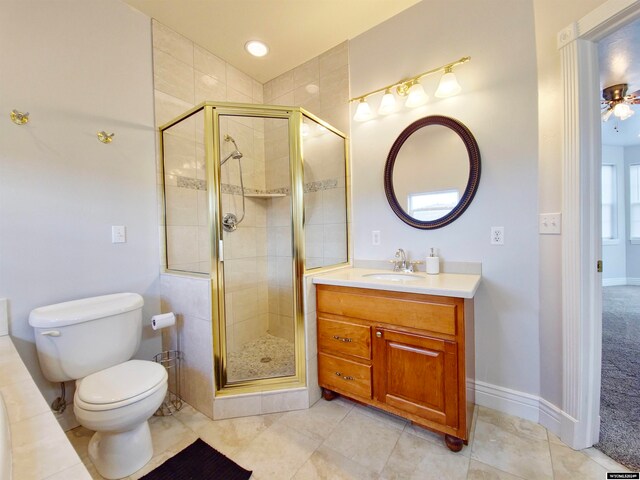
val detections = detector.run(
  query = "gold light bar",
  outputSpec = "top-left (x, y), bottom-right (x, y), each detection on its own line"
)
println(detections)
top-left (349, 56), bottom-right (470, 102)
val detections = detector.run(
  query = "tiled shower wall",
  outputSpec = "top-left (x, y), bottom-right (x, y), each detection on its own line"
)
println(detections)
top-left (264, 42), bottom-right (350, 271)
top-left (152, 20), bottom-right (264, 274)
top-left (153, 21), bottom-right (350, 417)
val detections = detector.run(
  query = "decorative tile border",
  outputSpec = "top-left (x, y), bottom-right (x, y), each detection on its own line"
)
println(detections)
top-left (177, 176), bottom-right (206, 191)
top-left (176, 176), bottom-right (341, 195)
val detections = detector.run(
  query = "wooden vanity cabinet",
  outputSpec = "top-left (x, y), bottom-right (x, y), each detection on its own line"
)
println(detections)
top-left (316, 284), bottom-right (475, 452)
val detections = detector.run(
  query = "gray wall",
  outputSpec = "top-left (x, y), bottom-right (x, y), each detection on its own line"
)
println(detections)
top-left (0, 0), bottom-right (161, 406)
top-left (350, 0), bottom-right (540, 397)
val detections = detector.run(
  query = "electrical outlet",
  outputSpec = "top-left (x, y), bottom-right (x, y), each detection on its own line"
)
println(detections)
top-left (372, 230), bottom-right (381, 246)
top-left (491, 226), bottom-right (504, 245)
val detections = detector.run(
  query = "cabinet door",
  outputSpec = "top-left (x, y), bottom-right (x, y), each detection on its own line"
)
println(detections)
top-left (373, 328), bottom-right (458, 428)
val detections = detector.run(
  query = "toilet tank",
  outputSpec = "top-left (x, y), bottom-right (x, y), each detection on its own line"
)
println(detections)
top-left (29, 293), bottom-right (144, 382)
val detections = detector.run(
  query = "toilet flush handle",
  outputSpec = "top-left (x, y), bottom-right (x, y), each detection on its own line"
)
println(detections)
top-left (40, 330), bottom-right (61, 337)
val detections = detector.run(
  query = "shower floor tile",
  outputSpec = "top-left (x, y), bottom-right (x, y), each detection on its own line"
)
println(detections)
top-left (227, 333), bottom-right (295, 382)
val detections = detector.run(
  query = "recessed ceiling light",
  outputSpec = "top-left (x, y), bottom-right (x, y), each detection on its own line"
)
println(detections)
top-left (245, 40), bottom-right (269, 57)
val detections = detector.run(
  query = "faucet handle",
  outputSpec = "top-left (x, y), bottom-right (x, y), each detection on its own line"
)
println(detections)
top-left (408, 260), bottom-right (423, 272)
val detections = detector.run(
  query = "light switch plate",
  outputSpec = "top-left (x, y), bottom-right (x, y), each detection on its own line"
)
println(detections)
top-left (539, 213), bottom-right (561, 234)
top-left (112, 225), bottom-right (126, 243)
top-left (372, 230), bottom-right (381, 246)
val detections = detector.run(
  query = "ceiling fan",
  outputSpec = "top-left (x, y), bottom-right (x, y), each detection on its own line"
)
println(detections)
top-left (601, 83), bottom-right (640, 122)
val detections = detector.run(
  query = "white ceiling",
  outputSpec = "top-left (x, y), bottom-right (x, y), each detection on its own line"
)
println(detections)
top-left (122, 0), bottom-right (421, 83)
top-left (599, 17), bottom-right (640, 147)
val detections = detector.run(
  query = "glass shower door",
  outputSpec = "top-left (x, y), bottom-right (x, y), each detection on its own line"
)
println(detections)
top-left (218, 113), bottom-right (296, 383)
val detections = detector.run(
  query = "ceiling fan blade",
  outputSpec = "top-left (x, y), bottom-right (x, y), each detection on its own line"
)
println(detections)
top-left (628, 89), bottom-right (640, 97)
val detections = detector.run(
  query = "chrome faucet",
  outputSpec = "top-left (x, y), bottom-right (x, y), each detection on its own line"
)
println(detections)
top-left (390, 249), bottom-right (423, 272)
top-left (394, 249), bottom-right (407, 271)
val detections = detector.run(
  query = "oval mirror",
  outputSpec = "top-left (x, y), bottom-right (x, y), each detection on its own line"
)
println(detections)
top-left (384, 115), bottom-right (481, 229)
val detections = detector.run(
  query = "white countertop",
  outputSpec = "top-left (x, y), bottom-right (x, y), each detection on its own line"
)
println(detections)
top-left (311, 267), bottom-right (481, 299)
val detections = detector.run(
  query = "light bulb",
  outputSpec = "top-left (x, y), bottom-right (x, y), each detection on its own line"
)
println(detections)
top-left (405, 82), bottom-right (428, 108)
top-left (353, 98), bottom-right (373, 122)
top-left (435, 69), bottom-right (462, 98)
top-left (613, 102), bottom-right (634, 120)
top-left (378, 90), bottom-right (397, 115)
top-left (245, 40), bottom-right (269, 57)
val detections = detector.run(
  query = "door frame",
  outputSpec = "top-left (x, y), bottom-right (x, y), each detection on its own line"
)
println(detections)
top-left (558, 0), bottom-right (640, 449)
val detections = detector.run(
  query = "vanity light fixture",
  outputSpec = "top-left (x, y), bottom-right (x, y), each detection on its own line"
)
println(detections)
top-left (435, 66), bottom-right (462, 98)
top-left (353, 98), bottom-right (373, 122)
top-left (378, 89), bottom-right (397, 115)
top-left (245, 40), bottom-right (269, 57)
top-left (350, 56), bottom-right (470, 122)
top-left (404, 81), bottom-right (428, 108)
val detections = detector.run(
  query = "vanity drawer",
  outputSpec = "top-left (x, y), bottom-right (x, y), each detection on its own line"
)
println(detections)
top-left (318, 352), bottom-right (372, 399)
top-left (318, 317), bottom-right (371, 360)
top-left (317, 285), bottom-right (457, 336)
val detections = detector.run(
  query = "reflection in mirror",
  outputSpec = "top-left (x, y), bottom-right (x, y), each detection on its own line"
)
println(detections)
top-left (384, 116), bottom-right (480, 230)
top-left (393, 124), bottom-right (469, 221)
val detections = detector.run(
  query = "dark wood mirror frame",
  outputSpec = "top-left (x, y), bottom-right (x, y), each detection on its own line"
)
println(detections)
top-left (384, 115), bottom-right (481, 229)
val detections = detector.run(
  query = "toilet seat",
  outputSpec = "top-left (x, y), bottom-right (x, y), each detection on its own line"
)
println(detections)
top-left (76, 360), bottom-right (167, 411)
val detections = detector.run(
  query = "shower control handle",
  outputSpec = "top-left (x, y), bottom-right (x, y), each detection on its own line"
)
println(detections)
top-left (332, 335), bottom-right (352, 343)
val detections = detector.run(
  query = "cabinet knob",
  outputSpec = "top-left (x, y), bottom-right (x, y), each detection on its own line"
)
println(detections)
top-left (376, 331), bottom-right (382, 338)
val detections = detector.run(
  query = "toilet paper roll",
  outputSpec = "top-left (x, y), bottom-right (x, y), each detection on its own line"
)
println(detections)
top-left (151, 312), bottom-right (176, 330)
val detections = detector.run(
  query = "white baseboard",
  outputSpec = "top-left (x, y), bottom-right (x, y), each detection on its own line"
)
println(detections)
top-left (472, 380), bottom-right (540, 422)
top-left (538, 397), bottom-right (563, 436)
top-left (471, 380), bottom-right (571, 441)
top-left (602, 277), bottom-right (627, 286)
top-left (627, 277), bottom-right (640, 286)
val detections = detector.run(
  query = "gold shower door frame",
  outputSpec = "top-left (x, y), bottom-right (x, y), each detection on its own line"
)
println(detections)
top-left (161, 101), bottom-right (350, 396)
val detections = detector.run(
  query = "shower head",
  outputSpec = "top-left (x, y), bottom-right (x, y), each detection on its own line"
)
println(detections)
top-left (221, 134), bottom-right (243, 165)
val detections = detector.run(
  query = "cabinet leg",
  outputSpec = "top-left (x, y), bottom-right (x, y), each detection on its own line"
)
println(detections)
top-left (444, 434), bottom-right (463, 452)
top-left (322, 388), bottom-right (338, 401)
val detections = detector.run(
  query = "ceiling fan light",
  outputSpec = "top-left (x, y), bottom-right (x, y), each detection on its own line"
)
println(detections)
top-left (613, 102), bottom-right (633, 120)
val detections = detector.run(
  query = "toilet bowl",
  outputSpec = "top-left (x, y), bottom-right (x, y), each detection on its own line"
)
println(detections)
top-left (74, 360), bottom-right (167, 479)
top-left (29, 293), bottom-right (169, 479)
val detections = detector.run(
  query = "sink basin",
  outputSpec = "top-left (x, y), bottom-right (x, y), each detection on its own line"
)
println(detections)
top-left (362, 272), bottom-right (423, 281)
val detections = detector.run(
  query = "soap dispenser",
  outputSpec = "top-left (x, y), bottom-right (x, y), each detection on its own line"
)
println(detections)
top-left (426, 248), bottom-right (440, 275)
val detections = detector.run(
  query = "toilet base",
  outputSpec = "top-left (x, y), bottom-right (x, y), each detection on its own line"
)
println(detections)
top-left (88, 421), bottom-right (153, 479)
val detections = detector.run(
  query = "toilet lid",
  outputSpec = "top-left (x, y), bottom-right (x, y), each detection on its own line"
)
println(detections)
top-left (77, 360), bottom-right (167, 405)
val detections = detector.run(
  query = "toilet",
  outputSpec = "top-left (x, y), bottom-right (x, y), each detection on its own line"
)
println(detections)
top-left (28, 293), bottom-right (168, 479)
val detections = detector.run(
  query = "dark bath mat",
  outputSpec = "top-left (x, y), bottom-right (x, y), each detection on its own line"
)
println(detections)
top-left (140, 438), bottom-right (252, 480)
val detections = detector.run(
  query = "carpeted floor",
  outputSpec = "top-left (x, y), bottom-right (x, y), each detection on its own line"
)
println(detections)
top-left (595, 285), bottom-right (640, 471)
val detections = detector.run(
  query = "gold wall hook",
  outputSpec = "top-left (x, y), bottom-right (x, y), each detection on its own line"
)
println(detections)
top-left (97, 131), bottom-right (115, 143)
top-left (10, 110), bottom-right (29, 125)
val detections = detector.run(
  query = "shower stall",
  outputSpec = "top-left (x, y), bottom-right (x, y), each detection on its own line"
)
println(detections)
top-left (160, 102), bottom-right (349, 397)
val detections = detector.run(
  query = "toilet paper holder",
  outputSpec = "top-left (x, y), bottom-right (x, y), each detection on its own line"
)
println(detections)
top-left (153, 349), bottom-right (183, 416)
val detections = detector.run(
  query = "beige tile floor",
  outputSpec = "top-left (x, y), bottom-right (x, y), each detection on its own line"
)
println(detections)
top-left (67, 397), bottom-right (632, 480)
